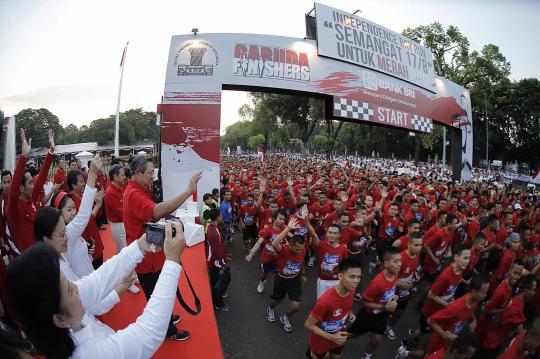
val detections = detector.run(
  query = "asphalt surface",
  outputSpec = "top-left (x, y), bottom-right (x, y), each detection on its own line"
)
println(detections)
top-left (216, 231), bottom-right (431, 359)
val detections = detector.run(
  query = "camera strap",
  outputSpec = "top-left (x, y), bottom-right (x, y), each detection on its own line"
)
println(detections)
top-left (176, 263), bottom-right (201, 316)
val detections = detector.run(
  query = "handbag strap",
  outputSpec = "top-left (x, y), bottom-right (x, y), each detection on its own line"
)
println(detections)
top-left (176, 264), bottom-right (202, 316)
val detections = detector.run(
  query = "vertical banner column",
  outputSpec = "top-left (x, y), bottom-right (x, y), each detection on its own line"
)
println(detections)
top-left (161, 89), bottom-right (222, 210)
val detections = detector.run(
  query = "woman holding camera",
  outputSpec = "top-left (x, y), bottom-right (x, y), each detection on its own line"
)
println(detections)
top-left (7, 221), bottom-right (186, 359)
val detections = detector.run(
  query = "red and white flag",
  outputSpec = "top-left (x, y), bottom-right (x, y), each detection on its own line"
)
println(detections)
top-left (257, 147), bottom-right (265, 161)
top-left (120, 41), bottom-right (129, 69)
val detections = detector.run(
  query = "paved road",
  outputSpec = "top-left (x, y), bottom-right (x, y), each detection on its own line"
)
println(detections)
top-left (216, 232), bottom-right (429, 359)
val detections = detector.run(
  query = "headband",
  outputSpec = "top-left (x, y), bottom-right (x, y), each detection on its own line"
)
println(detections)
top-left (53, 191), bottom-right (69, 209)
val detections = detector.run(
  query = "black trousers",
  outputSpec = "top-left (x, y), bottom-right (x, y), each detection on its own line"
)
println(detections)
top-left (138, 271), bottom-right (178, 334)
top-left (208, 267), bottom-right (226, 307)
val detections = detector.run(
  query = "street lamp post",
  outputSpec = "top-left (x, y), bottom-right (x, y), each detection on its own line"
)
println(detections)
top-left (484, 91), bottom-right (489, 171)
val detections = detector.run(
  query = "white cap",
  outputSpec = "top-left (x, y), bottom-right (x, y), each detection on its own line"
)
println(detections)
top-left (514, 203), bottom-right (522, 210)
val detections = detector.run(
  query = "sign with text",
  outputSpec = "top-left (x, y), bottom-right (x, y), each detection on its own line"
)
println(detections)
top-left (315, 3), bottom-right (436, 91)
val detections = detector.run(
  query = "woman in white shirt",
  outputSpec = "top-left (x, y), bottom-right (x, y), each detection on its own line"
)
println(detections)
top-left (7, 221), bottom-right (186, 359)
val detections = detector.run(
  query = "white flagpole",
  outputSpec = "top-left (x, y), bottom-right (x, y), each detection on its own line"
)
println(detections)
top-left (114, 41), bottom-right (129, 157)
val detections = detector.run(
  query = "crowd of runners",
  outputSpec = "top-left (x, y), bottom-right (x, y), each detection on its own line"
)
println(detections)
top-left (206, 153), bottom-right (540, 359)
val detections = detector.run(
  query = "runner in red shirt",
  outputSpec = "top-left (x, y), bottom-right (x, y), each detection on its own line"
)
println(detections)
top-left (266, 217), bottom-right (307, 333)
top-left (496, 318), bottom-right (540, 359)
top-left (406, 244), bottom-right (470, 343)
top-left (376, 200), bottom-right (402, 266)
top-left (476, 259), bottom-right (524, 343)
top-left (306, 221), bottom-right (348, 299)
top-left (392, 219), bottom-right (421, 252)
top-left (424, 214), bottom-right (458, 276)
top-left (246, 210), bottom-right (287, 294)
top-left (240, 194), bottom-right (260, 250)
top-left (309, 192), bottom-right (331, 236)
top-left (259, 200), bottom-right (280, 231)
top-left (424, 211), bottom-right (447, 244)
top-left (480, 215), bottom-right (502, 272)
top-left (304, 258), bottom-right (362, 359)
top-left (322, 199), bottom-right (343, 229)
top-left (478, 275), bottom-right (538, 358)
top-left (421, 330), bottom-right (478, 359)
top-left (386, 233), bottom-right (423, 341)
top-left (426, 275), bottom-right (489, 354)
top-left (348, 246), bottom-right (401, 358)
top-left (491, 234), bottom-right (522, 289)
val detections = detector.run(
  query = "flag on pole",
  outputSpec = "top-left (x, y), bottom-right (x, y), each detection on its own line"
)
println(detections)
top-left (114, 41), bottom-right (129, 157)
top-left (120, 42), bottom-right (128, 68)
top-left (257, 147), bottom-right (265, 161)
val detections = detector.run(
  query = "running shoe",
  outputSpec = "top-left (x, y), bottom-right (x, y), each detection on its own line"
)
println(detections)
top-left (172, 314), bottom-right (182, 324)
top-left (166, 330), bottom-right (190, 341)
top-left (394, 343), bottom-right (409, 359)
top-left (257, 280), bottom-right (266, 294)
top-left (385, 326), bottom-right (397, 340)
top-left (214, 304), bottom-right (231, 312)
top-left (280, 314), bottom-right (292, 333)
top-left (127, 284), bottom-right (140, 294)
top-left (266, 307), bottom-right (276, 322)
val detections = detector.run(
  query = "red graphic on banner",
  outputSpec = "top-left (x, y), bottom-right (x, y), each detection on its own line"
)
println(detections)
top-left (161, 103), bottom-right (221, 164)
top-left (314, 72), bottom-right (467, 127)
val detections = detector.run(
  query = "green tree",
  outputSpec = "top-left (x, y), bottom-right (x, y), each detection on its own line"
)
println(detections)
top-left (248, 134), bottom-right (265, 151)
top-left (221, 121), bottom-right (252, 151)
top-left (15, 108), bottom-right (63, 150)
top-left (58, 123), bottom-right (80, 144)
top-left (402, 22), bottom-right (511, 162)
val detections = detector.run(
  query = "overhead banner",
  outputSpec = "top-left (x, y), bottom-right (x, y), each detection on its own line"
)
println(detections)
top-left (314, 3), bottom-right (436, 91)
top-left (161, 33), bottom-right (472, 205)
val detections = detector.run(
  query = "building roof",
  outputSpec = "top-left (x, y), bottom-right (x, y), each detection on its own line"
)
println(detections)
top-left (28, 142), bottom-right (155, 158)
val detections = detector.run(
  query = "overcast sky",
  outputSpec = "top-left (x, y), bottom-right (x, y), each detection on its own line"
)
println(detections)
top-left (1, 0), bottom-right (538, 133)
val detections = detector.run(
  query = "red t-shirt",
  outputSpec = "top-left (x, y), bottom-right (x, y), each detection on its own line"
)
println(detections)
top-left (259, 208), bottom-right (273, 229)
top-left (466, 248), bottom-right (481, 275)
top-left (424, 224), bottom-right (442, 244)
top-left (467, 219), bottom-right (481, 242)
top-left (309, 202), bottom-right (331, 221)
top-left (426, 294), bottom-right (478, 354)
top-left (424, 227), bottom-right (454, 274)
top-left (104, 182), bottom-right (124, 222)
top-left (482, 296), bottom-right (526, 350)
top-left (424, 348), bottom-right (445, 359)
top-left (422, 265), bottom-right (463, 317)
top-left (322, 211), bottom-right (340, 229)
top-left (396, 250), bottom-right (419, 301)
top-left (123, 179), bottom-right (163, 274)
top-left (476, 278), bottom-right (513, 341)
top-left (240, 204), bottom-right (259, 226)
top-left (316, 241), bottom-right (348, 280)
top-left (378, 213), bottom-right (401, 241)
top-left (494, 250), bottom-right (517, 281)
top-left (361, 271), bottom-right (398, 314)
top-left (496, 333), bottom-right (525, 359)
top-left (394, 234), bottom-right (409, 252)
top-left (276, 244), bottom-right (306, 277)
top-left (482, 227), bottom-right (497, 259)
top-left (259, 225), bottom-right (284, 264)
top-left (309, 287), bottom-right (354, 354)
top-left (277, 197), bottom-right (296, 215)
